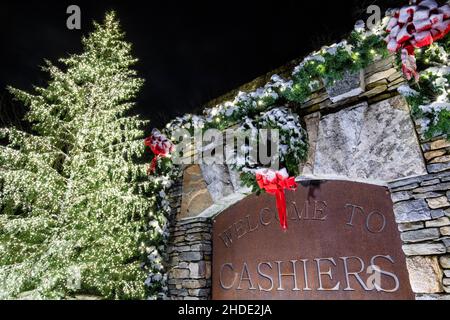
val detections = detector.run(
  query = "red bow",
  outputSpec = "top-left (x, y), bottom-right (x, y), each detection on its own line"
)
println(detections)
top-left (256, 168), bottom-right (297, 230)
top-left (385, 0), bottom-right (450, 81)
top-left (144, 129), bottom-right (174, 174)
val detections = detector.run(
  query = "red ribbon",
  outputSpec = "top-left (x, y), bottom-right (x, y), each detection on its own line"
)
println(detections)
top-left (144, 129), bottom-right (174, 175)
top-left (256, 169), bottom-right (297, 230)
top-left (385, 0), bottom-right (450, 81)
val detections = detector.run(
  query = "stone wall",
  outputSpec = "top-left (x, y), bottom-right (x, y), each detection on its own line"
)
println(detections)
top-left (166, 217), bottom-right (212, 300)
top-left (388, 136), bottom-right (450, 300)
top-left (165, 54), bottom-right (450, 300)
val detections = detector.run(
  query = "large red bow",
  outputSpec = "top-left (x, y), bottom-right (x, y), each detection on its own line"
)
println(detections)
top-left (385, 0), bottom-right (450, 81)
top-left (256, 168), bottom-right (297, 230)
top-left (144, 129), bottom-right (174, 174)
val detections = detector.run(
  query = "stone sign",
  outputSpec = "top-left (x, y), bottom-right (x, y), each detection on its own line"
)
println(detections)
top-left (212, 180), bottom-right (414, 300)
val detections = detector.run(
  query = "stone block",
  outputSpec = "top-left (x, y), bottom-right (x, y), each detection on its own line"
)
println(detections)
top-left (179, 165), bottom-right (214, 219)
top-left (200, 163), bottom-right (234, 202)
top-left (431, 210), bottom-right (446, 219)
top-left (391, 191), bottom-right (412, 203)
top-left (402, 243), bottom-right (447, 256)
top-left (174, 245), bottom-right (191, 252)
top-left (406, 256), bottom-right (443, 293)
top-left (314, 97), bottom-right (426, 182)
top-left (388, 77), bottom-right (405, 89)
top-left (185, 227), bottom-right (207, 234)
top-left (393, 184), bottom-right (420, 192)
top-left (442, 237), bottom-right (450, 249)
top-left (364, 55), bottom-right (395, 76)
top-left (365, 68), bottom-right (397, 85)
top-left (393, 199), bottom-right (432, 223)
top-left (430, 139), bottom-right (450, 150)
top-left (182, 279), bottom-right (207, 289)
top-left (441, 226), bottom-right (450, 236)
top-left (180, 251), bottom-right (202, 262)
top-left (325, 69), bottom-right (365, 103)
top-left (401, 228), bottom-right (440, 243)
top-left (427, 196), bottom-right (450, 209)
top-left (190, 243), bottom-right (212, 252)
top-left (362, 84), bottom-right (388, 98)
top-left (188, 262), bottom-right (206, 279)
top-left (388, 70), bottom-right (403, 82)
top-left (413, 182), bottom-right (450, 193)
top-left (430, 155), bottom-right (450, 164)
top-left (389, 177), bottom-right (421, 190)
top-left (366, 79), bottom-right (388, 90)
top-left (398, 221), bottom-right (424, 232)
top-left (428, 163), bottom-right (450, 173)
top-left (188, 289), bottom-right (210, 297)
top-left (420, 179), bottom-right (440, 186)
top-left (424, 150), bottom-right (447, 161)
top-left (413, 192), bottom-right (443, 200)
top-left (185, 233), bottom-right (203, 242)
top-left (425, 217), bottom-right (450, 228)
top-left (439, 255), bottom-right (450, 268)
top-left (170, 268), bottom-right (190, 279)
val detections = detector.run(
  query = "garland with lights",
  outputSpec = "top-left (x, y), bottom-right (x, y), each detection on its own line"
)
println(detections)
top-left (398, 38), bottom-right (450, 139)
top-left (392, 1), bottom-right (450, 140)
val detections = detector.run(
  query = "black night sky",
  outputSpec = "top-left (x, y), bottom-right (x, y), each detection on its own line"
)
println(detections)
top-left (0, 0), bottom-right (404, 129)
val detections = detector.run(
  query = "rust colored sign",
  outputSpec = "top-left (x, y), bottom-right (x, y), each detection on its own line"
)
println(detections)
top-left (212, 180), bottom-right (414, 300)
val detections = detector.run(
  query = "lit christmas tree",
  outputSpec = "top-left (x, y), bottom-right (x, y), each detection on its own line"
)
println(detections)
top-left (0, 12), bottom-right (171, 299)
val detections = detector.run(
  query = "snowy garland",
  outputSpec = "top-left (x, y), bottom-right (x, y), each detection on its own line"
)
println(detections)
top-left (386, 0), bottom-right (450, 140)
top-left (234, 108), bottom-right (308, 192)
top-left (398, 44), bottom-right (450, 138)
top-left (143, 168), bottom-right (181, 299)
top-left (385, 0), bottom-right (450, 81)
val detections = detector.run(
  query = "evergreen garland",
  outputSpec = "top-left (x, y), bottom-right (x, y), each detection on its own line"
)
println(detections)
top-left (398, 33), bottom-right (450, 140)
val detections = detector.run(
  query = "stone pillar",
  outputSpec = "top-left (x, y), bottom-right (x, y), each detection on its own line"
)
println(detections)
top-left (166, 217), bottom-right (212, 300)
top-left (389, 133), bottom-right (450, 299)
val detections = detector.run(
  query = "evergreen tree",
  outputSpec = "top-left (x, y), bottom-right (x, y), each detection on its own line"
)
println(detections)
top-left (0, 12), bottom-right (168, 299)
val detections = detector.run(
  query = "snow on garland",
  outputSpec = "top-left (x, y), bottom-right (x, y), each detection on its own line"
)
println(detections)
top-left (398, 59), bottom-right (450, 138)
top-left (234, 107), bottom-right (308, 185)
top-left (142, 163), bottom-right (181, 299)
